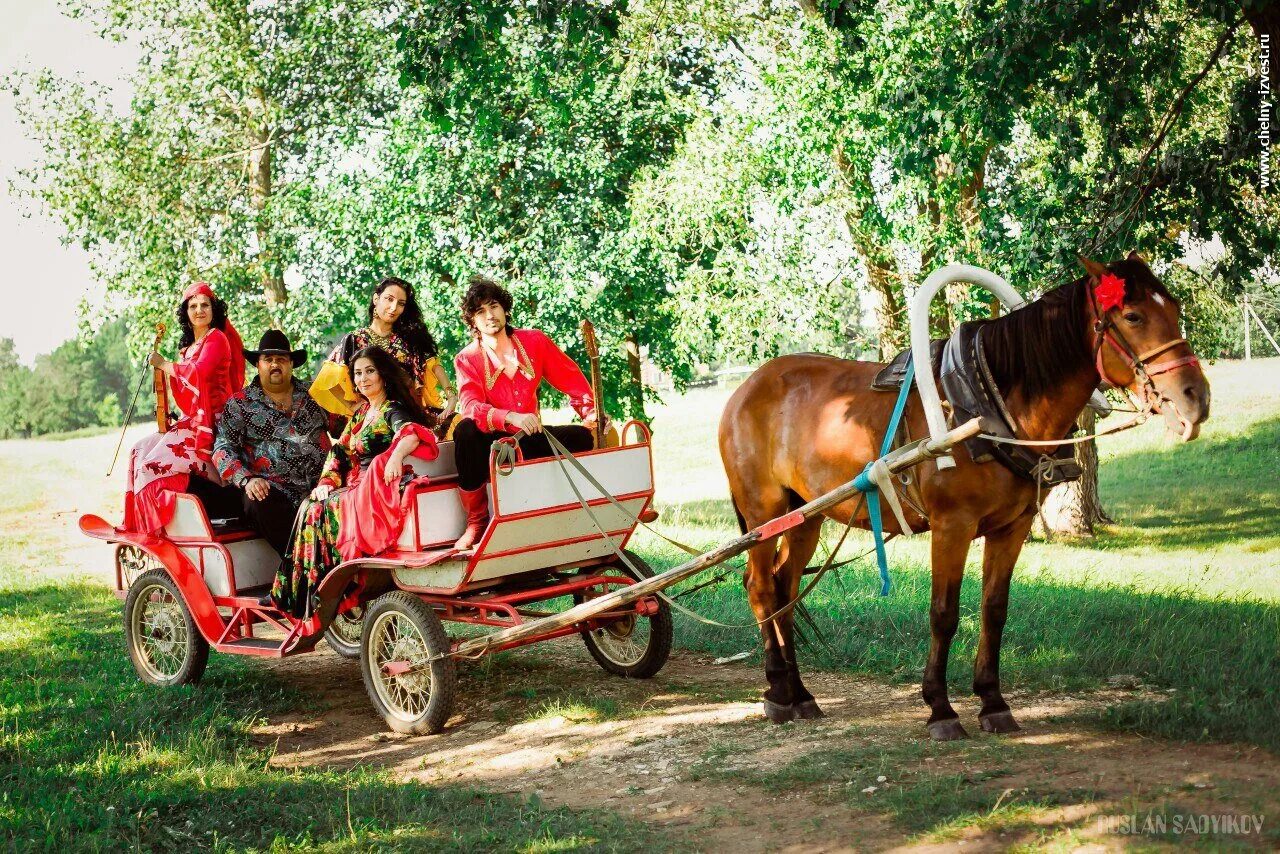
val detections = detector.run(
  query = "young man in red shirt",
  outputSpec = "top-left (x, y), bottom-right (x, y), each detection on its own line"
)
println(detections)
top-left (451, 275), bottom-right (600, 549)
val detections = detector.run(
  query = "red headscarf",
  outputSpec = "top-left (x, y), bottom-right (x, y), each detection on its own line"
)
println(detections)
top-left (182, 281), bottom-right (245, 390)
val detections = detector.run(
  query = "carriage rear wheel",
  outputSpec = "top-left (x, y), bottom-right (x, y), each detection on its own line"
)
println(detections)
top-left (324, 605), bottom-right (364, 660)
top-left (575, 550), bottom-right (673, 679)
top-left (123, 569), bottom-right (209, 687)
top-left (360, 592), bottom-right (455, 735)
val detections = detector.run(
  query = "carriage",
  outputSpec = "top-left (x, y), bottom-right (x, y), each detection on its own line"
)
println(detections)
top-left (80, 420), bottom-right (673, 734)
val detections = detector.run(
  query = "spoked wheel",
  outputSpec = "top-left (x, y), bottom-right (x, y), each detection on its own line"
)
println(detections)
top-left (360, 592), bottom-right (455, 735)
top-left (324, 605), bottom-right (364, 660)
top-left (123, 569), bottom-right (209, 686)
top-left (575, 550), bottom-right (673, 679)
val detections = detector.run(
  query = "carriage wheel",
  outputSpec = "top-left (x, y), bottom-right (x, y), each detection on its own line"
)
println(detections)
top-left (117, 544), bottom-right (161, 590)
top-left (123, 569), bottom-right (209, 687)
top-left (360, 592), bottom-right (455, 735)
top-left (324, 605), bottom-right (364, 660)
top-left (575, 550), bottom-right (673, 679)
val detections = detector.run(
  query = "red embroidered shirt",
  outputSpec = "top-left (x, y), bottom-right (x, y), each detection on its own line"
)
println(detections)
top-left (454, 328), bottom-right (594, 433)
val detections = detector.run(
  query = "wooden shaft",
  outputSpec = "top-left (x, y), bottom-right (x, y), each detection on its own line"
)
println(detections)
top-left (450, 417), bottom-right (983, 658)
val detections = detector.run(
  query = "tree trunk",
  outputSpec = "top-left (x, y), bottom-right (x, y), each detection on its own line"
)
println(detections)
top-left (1036, 408), bottom-right (1110, 537)
top-left (1243, 1), bottom-right (1278, 48)
top-left (247, 96), bottom-right (286, 312)
top-left (623, 331), bottom-right (646, 420)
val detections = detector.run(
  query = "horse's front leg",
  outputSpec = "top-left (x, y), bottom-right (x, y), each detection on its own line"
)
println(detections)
top-left (923, 514), bottom-right (979, 741)
top-left (973, 509), bottom-right (1036, 734)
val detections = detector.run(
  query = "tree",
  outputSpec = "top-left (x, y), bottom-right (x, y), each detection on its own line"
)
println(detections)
top-left (628, 0), bottom-right (1272, 533)
top-left (289, 1), bottom-right (707, 417)
top-left (10, 0), bottom-right (398, 354)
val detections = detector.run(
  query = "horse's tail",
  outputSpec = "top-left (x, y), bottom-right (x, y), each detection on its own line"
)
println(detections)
top-left (730, 496), bottom-right (748, 535)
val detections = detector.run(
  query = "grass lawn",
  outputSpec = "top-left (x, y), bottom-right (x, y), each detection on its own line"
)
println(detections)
top-left (0, 357), bottom-right (1275, 848)
top-left (630, 357), bottom-right (1280, 750)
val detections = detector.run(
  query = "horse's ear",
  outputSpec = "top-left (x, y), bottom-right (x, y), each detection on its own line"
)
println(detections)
top-left (1078, 256), bottom-right (1109, 281)
top-left (1127, 250), bottom-right (1146, 264)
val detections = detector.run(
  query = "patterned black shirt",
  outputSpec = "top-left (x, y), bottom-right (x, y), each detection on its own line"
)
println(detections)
top-left (213, 380), bottom-right (331, 501)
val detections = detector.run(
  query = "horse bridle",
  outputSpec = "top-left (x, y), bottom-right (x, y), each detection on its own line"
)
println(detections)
top-left (1086, 277), bottom-right (1200, 409)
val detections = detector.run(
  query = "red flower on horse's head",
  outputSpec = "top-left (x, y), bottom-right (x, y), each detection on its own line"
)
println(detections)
top-left (1095, 272), bottom-right (1126, 313)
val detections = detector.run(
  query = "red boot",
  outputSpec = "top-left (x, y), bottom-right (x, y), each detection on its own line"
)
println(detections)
top-left (453, 486), bottom-right (490, 551)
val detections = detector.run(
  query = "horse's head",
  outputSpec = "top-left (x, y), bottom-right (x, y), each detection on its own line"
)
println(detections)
top-left (1080, 253), bottom-right (1210, 441)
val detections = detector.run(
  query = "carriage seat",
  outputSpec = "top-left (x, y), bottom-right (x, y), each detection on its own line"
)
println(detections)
top-left (165, 493), bottom-right (252, 541)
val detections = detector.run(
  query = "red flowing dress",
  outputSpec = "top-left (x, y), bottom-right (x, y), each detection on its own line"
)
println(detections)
top-left (124, 328), bottom-right (245, 534)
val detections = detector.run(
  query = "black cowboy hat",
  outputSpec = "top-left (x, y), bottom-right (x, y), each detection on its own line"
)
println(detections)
top-left (244, 329), bottom-right (307, 367)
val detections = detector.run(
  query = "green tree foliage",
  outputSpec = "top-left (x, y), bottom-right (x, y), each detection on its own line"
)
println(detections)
top-left (10, 0), bottom-right (1272, 434)
top-left (0, 321), bottom-right (139, 438)
top-left (289, 1), bottom-right (707, 417)
top-left (9, 0), bottom-right (397, 355)
top-left (629, 0), bottom-right (1274, 357)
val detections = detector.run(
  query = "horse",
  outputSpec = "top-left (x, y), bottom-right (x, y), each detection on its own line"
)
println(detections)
top-left (718, 254), bottom-right (1210, 739)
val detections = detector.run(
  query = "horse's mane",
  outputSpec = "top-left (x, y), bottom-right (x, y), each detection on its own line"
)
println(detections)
top-left (977, 258), bottom-right (1172, 401)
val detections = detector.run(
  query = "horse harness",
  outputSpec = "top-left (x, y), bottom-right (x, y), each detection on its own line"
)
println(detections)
top-left (874, 323), bottom-right (1082, 488)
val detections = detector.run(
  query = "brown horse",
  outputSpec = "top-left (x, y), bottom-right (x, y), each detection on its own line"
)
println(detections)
top-left (719, 254), bottom-right (1210, 739)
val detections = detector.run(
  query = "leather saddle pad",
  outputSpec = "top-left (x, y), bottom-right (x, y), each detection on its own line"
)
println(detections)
top-left (871, 339), bottom-right (945, 390)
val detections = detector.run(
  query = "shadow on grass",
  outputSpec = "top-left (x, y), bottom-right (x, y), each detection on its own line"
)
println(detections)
top-left (1093, 415), bottom-right (1280, 551)
top-left (0, 580), bottom-right (669, 851)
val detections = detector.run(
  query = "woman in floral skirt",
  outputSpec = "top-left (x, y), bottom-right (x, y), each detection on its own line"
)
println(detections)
top-left (271, 345), bottom-right (437, 617)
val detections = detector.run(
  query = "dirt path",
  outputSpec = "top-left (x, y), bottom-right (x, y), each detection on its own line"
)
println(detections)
top-left (252, 639), bottom-right (1279, 851)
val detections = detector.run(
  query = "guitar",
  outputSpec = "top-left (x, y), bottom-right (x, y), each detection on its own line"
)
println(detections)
top-left (106, 322), bottom-right (168, 476)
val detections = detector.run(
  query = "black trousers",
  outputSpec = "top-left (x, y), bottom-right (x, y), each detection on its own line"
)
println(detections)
top-left (187, 476), bottom-right (301, 558)
top-left (452, 417), bottom-right (595, 491)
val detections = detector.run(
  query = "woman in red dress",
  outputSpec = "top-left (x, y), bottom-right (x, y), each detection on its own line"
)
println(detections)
top-left (124, 282), bottom-right (245, 534)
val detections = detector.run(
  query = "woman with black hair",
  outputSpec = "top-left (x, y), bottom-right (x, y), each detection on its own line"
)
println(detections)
top-left (124, 282), bottom-right (245, 534)
top-left (311, 276), bottom-right (458, 435)
top-left (271, 346), bottom-right (439, 616)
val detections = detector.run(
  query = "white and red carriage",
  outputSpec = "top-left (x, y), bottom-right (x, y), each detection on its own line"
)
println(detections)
top-left (81, 421), bottom-right (672, 734)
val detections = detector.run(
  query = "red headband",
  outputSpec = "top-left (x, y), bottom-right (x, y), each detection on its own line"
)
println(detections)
top-left (182, 281), bottom-right (216, 302)
top-left (1095, 273), bottom-right (1126, 314)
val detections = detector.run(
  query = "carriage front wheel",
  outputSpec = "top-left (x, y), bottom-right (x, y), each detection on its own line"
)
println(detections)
top-left (360, 592), bottom-right (456, 735)
top-left (123, 569), bottom-right (209, 687)
top-left (575, 550), bottom-right (673, 679)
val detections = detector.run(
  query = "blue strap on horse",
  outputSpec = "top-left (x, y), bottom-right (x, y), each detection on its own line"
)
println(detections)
top-left (853, 356), bottom-right (916, 596)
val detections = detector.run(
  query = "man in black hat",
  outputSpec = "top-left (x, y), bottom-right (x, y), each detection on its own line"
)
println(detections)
top-left (211, 330), bottom-right (332, 558)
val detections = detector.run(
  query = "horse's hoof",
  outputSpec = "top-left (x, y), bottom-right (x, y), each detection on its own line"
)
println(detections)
top-left (795, 700), bottom-right (825, 720)
top-left (927, 718), bottom-right (970, 741)
top-left (979, 710), bottom-right (1021, 734)
top-left (763, 699), bottom-right (796, 724)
